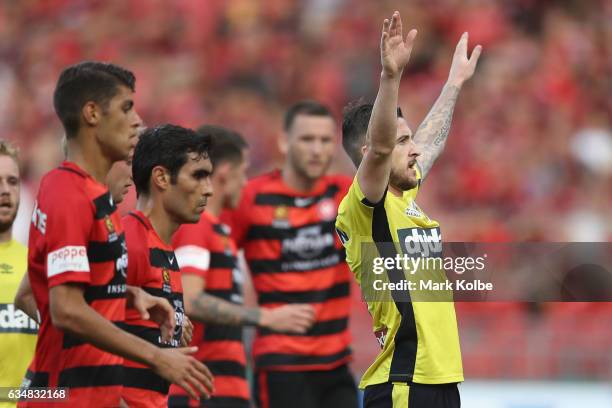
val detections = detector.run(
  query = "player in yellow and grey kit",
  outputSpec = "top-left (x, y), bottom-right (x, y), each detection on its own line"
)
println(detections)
top-left (0, 141), bottom-right (37, 408)
top-left (336, 11), bottom-right (481, 408)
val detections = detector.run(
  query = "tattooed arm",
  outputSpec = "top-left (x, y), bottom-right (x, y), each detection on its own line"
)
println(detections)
top-left (415, 32), bottom-right (482, 180)
top-left (414, 84), bottom-right (461, 179)
top-left (189, 292), bottom-right (261, 326)
top-left (183, 274), bottom-right (315, 333)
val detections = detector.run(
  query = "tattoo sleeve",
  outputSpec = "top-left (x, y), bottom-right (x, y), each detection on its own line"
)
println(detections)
top-left (189, 293), bottom-right (261, 327)
top-left (414, 84), bottom-right (461, 179)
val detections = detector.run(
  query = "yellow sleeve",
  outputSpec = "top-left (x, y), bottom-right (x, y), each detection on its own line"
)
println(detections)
top-left (335, 176), bottom-right (382, 242)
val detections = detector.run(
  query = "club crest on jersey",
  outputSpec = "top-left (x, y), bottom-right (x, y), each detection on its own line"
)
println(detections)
top-left (272, 205), bottom-right (290, 228)
top-left (405, 200), bottom-right (422, 218)
top-left (105, 215), bottom-right (118, 242)
top-left (318, 198), bottom-right (337, 221)
top-left (162, 268), bottom-right (172, 293)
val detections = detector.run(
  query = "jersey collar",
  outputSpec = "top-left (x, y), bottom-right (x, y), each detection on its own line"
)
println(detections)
top-left (59, 160), bottom-right (91, 178)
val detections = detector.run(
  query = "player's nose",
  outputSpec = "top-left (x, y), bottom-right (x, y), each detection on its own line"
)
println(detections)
top-left (409, 140), bottom-right (421, 157)
top-left (132, 111), bottom-right (144, 128)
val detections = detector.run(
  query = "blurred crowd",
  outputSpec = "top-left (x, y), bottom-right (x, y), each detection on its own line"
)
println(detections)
top-left (1, 0), bottom-right (610, 380)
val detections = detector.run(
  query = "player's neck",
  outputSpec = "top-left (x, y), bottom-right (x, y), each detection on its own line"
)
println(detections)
top-left (388, 184), bottom-right (403, 197)
top-left (0, 229), bottom-right (12, 244)
top-left (281, 162), bottom-right (316, 193)
top-left (65, 136), bottom-right (113, 184)
top-left (136, 196), bottom-right (177, 245)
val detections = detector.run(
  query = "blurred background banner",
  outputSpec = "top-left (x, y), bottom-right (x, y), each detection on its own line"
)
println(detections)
top-left (1, 0), bottom-right (610, 406)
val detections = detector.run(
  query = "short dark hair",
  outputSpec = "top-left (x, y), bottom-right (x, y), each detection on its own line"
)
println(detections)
top-left (132, 124), bottom-right (211, 197)
top-left (196, 125), bottom-right (248, 168)
top-left (283, 100), bottom-right (334, 131)
top-left (53, 61), bottom-right (136, 138)
top-left (342, 101), bottom-right (403, 166)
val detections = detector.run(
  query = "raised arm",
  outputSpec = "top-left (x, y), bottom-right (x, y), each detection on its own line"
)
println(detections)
top-left (357, 11), bottom-right (417, 203)
top-left (414, 32), bottom-right (482, 179)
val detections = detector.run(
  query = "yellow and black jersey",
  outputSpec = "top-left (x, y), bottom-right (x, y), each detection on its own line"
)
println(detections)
top-left (335, 168), bottom-right (463, 389)
top-left (0, 239), bottom-right (37, 407)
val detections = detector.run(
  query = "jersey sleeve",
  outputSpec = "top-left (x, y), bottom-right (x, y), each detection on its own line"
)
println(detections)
top-left (173, 223), bottom-right (211, 281)
top-left (45, 191), bottom-right (94, 288)
top-left (335, 176), bottom-right (381, 245)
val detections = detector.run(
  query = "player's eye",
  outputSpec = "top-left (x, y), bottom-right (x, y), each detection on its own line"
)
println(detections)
top-left (193, 170), bottom-right (211, 180)
top-left (122, 101), bottom-right (134, 112)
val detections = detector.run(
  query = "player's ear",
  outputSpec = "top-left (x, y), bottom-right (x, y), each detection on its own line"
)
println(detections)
top-left (82, 101), bottom-right (101, 127)
top-left (215, 162), bottom-right (231, 180)
top-left (361, 144), bottom-right (368, 156)
top-left (151, 166), bottom-right (170, 191)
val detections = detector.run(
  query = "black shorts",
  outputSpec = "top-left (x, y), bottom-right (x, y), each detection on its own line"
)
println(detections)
top-left (363, 382), bottom-right (460, 408)
top-left (254, 364), bottom-right (358, 408)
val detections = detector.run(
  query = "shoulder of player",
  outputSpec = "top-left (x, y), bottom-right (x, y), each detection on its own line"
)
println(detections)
top-left (121, 214), bottom-right (150, 253)
top-left (38, 169), bottom-right (94, 210)
top-left (245, 170), bottom-right (280, 189)
top-left (235, 170), bottom-right (281, 207)
top-left (322, 173), bottom-right (353, 196)
top-left (172, 213), bottom-right (214, 247)
top-left (324, 173), bottom-right (352, 186)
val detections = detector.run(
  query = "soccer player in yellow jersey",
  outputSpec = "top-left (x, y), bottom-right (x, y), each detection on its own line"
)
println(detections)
top-left (336, 11), bottom-right (481, 407)
top-left (0, 140), bottom-right (37, 408)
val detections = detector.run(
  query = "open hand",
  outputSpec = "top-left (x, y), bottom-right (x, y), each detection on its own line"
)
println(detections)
top-left (260, 304), bottom-right (315, 334)
top-left (447, 32), bottom-right (482, 87)
top-left (380, 11), bottom-right (418, 78)
top-left (128, 286), bottom-right (176, 343)
top-left (152, 346), bottom-right (214, 401)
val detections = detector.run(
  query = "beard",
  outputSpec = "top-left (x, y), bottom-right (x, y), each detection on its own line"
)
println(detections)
top-left (289, 154), bottom-right (331, 183)
top-left (389, 169), bottom-right (418, 192)
top-left (0, 217), bottom-right (15, 234)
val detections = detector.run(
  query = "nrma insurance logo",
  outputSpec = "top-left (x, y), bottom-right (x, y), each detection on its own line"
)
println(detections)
top-left (397, 227), bottom-right (442, 258)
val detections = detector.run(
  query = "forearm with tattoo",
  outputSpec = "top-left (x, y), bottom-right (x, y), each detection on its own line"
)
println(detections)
top-left (189, 293), bottom-right (260, 327)
top-left (414, 84), bottom-right (461, 179)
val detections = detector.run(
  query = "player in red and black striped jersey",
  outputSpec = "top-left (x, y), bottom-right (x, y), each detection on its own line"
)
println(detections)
top-left (121, 124), bottom-right (215, 408)
top-left (223, 102), bottom-right (358, 408)
top-left (22, 62), bottom-right (212, 407)
top-left (169, 126), bottom-right (314, 408)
